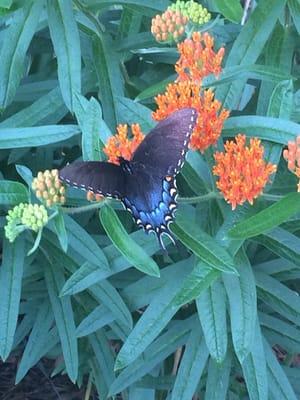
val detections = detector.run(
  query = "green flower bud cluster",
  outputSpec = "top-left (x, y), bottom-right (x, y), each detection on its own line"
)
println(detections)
top-left (32, 169), bottom-right (66, 208)
top-left (170, 0), bottom-right (211, 25)
top-left (4, 203), bottom-right (48, 243)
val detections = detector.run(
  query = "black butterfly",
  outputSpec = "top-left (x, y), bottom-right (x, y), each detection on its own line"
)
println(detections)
top-left (59, 107), bottom-right (197, 250)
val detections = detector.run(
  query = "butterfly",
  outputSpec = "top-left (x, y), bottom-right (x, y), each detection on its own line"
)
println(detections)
top-left (59, 107), bottom-right (197, 250)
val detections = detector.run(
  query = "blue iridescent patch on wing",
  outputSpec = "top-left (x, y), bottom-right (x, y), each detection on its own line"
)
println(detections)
top-left (122, 176), bottom-right (177, 248)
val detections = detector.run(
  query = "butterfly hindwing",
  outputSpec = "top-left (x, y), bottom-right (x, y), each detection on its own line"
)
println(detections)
top-left (122, 164), bottom-right (178, 248)
top-left (59, 161), bottom-right (126, 198)
top-left (132, 107), bottom-right (197, 178)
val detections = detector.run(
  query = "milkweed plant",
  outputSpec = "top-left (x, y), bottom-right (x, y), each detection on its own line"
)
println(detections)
top-left (0, 0), bottom-right (300, 399)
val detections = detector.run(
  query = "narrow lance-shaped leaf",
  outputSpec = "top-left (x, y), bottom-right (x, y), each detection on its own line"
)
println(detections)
top-left (0, 125), bottom-right (80, 149)
top-left (92, 33), bottom-right (123, 130)
top-left (114, 259), bottom-right (193, 370)
top-left (44, 259), bottom-right (78, 383)
top-left (171, 323), bottom-right (209, 400)
top-left (223, 115), bottom-right (300, 143)
top-left (64, 214), bottom-right (109, 270)
top-left (223, 249), bottom-right (257, 362)
top-left (205, 353), bottom-right (232, 400)
top-left (229, 193), bottom-right (300, 239)
top-left (15, 301), bottom-right (55, 383)
top-left (196, 279), bottom-right (228, 363)
top-left (0, 238), bottom-right (25, 361)
top-left (171, 211), bottom-right (238, 274)
top-left (264, 337), bottom-right (298, 400)
top-left (100, 205), bottom-right (160, 277)
top-left (0, 181), bottom-right (29, 205)
top-left (214, 0), bottom-right (243, 23)
top-left (241, 320), bottom-right (268, 400)
top-left (216, 0), bottom-right (286, 108)
top-left (47, 0), bottom-right (81, 111)
top-left (0, 0), bottom-right (44, 108)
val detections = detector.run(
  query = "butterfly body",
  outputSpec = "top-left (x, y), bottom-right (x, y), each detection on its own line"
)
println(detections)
top-left (59, 108), bottom-right (197, 249)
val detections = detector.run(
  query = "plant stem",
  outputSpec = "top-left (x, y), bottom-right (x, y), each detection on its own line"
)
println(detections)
top-left (178, 191), bottom-right (220, 203)
top-left (61, 201), bottom-right (106, 215)
top-left (260, 193), bottom-right (283, 201)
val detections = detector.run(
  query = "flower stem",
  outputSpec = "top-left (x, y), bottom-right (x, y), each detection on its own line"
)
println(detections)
top-left (260, 193), bottom-right (284, 202)
top-left (178, 191), bottom-right (220, 203)
top-left (61, 201), bottom-right (106, 215)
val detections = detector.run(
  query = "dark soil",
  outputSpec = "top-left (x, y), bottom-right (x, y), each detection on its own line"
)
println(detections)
top-left (0, 357), bottom-right (91, 400)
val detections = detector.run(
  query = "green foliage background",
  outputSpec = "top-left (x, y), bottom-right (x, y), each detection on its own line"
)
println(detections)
top-left (0, 0), bottom-right (300, 399)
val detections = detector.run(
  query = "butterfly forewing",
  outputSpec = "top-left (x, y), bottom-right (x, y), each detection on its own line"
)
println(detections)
top-left (59, 161), bottom-right (126, 198)
top-left (132, 107), bottom-right (197, 178)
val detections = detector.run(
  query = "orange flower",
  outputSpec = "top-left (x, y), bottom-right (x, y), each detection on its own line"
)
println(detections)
top-left (213, 134), bottom-right (277, 210)
top-left (153, 80), bottom-right (229, 152)
top-left (103, 123), bottom-right (145, 165)
top-left (176, 32), bottom-right (225, 84)
top-left (283, 136), bottom-right (300, 191)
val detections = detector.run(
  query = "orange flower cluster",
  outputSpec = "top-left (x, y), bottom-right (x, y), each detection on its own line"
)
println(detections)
top-left (103, 123), bottom-right (144, 165)
top-left (283, 136), bottom-right (300, 191)
top-left (176, 32), bottom-right (225, 84)
top-left (151, 9), bottom-right (188, 42)
top-left (213, 135), bottom-right (277, 209)
top-left (153, 81), bottom-right (229, 152)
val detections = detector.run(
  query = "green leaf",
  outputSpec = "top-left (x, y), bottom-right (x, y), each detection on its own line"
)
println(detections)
top-left (114, 259), bottom-right (193, 370)
top-left (241, 321), bottom-right (268, 400)
top-left (55, 230), bottom-right (160, 296)
top-left (204, 64), bottom-right (290, 90)
top-left (15, 165), bottom-right (33, 188)
top-left (258, 227), bottom-right (300, 267)
top-left (264, 338), bottom-right (298, 400)
top-left (116, 96), bottom-right (154, 131)
top-left (53, 211), bottom-right (68, 252)
top-left (80, 97), bottom-right (102, 161)
top-left (172, 260), bottom-right (220, 307)
top-left (229, 193), bottom-right (300, 238)
top-left (134, 74), bottom-right (177, 102)
top-left (260, 313), bottom-right (300, 354)
top-left (216, 0), bottom-right (286, 109)
top-left (214, 0), bottom-right (243, 23)
top-left (47, 0), bottom-right (81, 111)
top-left (196, 279), bottom-right (228, 363)
top-left (44, 259), bottom-right (78, 383)
top-left (205, 353), bottom-right (232, 400)
top-left (0, 0), bottom-right (44, 108)
top-left (223, 115), bottom-right (300, 143)
top-left (15, 301), bottom-right (56, 383)
top-left (171, 323), bottom-right (209, 400)
top-left (0, 0), bottom-right (12, 9)
top-left (0, 238), bottom-right (25, 360)
top-left (109, 317), bottom-right (195, 396)
top-left (64, 214), bottom-right (110, 270)
top-left (289, 0), bottom-right (300, 34)
top-left (0, 124), bottom-right (80, 149)
top-left (171, 212), bottom-right (238, 274)
top-left (83, 0), bottom-right (169, 11)
top-left (255, 271), bottom-right (300, 326)
top-left (100, 205), bottom-right (160, 277)
top-left (76, 304), bottom-right (114, 337)
top-left (92, 280), bottom-right (133, 329)
top-left (0, 180), bottom-right (28, 205)
top-left (223, 249), bottom-right (257, 362)
top-left (89, 331), bottom-right (115, 398)
top-left (92, 33), bottom-right (123, 130)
